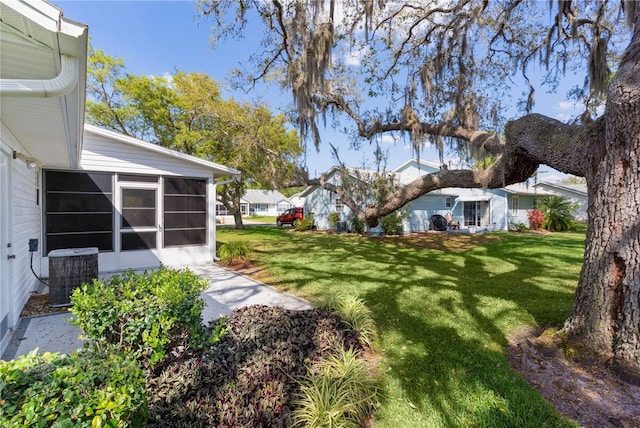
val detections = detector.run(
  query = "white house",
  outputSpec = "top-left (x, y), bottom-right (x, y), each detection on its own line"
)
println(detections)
top-left (241, 189), bottom-right (292, 216)
top-left (0, 0), bottom-right (238, 356)
top-left (302, 159), bottom-right (543, 233)
top-left (215, 189), bottom-right (292, 218)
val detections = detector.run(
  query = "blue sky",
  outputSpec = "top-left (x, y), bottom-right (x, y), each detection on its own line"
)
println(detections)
top-left (57, 0), bottom-right (575, 181)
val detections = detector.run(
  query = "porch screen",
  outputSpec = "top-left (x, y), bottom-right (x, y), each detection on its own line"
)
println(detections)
top-left (163, 177), bottom-right (207, 247)
top-left (45, 171), bottom-right (114, 252)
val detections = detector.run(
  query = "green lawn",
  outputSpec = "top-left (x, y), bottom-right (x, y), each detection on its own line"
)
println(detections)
top-left (217, 226), bottom-right (586, 427)
top-left (246, 214), bottom-right (277, 223)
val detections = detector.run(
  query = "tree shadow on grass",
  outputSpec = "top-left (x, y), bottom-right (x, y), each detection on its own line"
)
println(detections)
top-left (245, 228), bottom-right (584, 426)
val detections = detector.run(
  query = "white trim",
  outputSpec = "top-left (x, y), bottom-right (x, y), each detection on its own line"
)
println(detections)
top-left (456, 195), bottom-right (492, 202)
top-left (83, 125), bottom-right (240, 177)
top-left (393, 158), bottom-right (442, 173)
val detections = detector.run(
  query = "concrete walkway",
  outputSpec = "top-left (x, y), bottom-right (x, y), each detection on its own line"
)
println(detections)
top-left (1, 263), bottom-right (311, 360)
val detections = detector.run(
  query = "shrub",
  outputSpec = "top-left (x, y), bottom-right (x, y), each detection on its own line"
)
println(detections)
top-left (0, 347), bottom-right (147, 427)
top-left (527, 209), bottom-right (545, 230)
top-left (293, 347), bottom-right (380, 428)
top-left (218, 241), bottom-right (251, 264)
top-left (539, 195), bottom-right (577, 232)
top-left (328, 212), bottom-right (341, 228)
top-left (351, 216), bottom-right (364, 234)
top-left (70, 267), bottom-right (209, 366)
top-left (381, 210), bottom-right (407, 235)
top-left (510, 222), bottom-right (528, 232)
top-left (296, 216), bottom-right (315, 231)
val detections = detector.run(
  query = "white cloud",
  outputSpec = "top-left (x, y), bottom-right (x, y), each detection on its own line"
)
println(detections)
top-left (557, 100), bottom-right (577, 110)
top-left (552, 99), bottom-right (579, 121)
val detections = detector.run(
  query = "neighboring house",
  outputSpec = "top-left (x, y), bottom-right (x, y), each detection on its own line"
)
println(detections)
top-left (299, 166), bottom-right (379, 230)
top-left (534, 181), bottom-right (588, 221)
top-left (240, 189), bottom-right (292, 216)
top-left (302, 159), bottom-right (544, 233)
top-left (0, 0), bottom-right (238, 356)
top-left (287, 191), bottom-right (305, 208)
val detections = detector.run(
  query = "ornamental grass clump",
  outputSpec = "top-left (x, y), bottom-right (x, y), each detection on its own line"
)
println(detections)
top-left (293, 347), bottom-right (380, 428)
top-left (322, 294), bottom-right (376, 348)
top-left (218, 241), bottom-right (251, 264)
top-left (70, 267), bottom-right (209, 366)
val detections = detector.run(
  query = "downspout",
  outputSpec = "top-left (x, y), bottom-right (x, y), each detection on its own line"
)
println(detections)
top-left (0, 54), bottom-right (78, 97)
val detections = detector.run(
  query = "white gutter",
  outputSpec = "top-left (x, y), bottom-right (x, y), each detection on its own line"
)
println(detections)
top-left (0, 54), bottom-right (78, 97)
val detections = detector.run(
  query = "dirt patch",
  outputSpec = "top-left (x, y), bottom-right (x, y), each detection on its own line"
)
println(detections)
top-left (376, 231), bottom-right (503, 252)
top-left (507, 327), bottom-right (640, 427)
top-left (20, 293), bottom-right (69, 317)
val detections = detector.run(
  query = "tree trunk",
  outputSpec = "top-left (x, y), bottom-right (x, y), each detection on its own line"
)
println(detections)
top-left (232, 209), bottom-right (245, 230)
top-left (563, 11), bottom-right (640, 381)
top-left (219, 181), bottom-right (246, 230)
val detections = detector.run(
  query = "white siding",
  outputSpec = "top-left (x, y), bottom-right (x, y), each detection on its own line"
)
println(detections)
top-left (406, 195), bottom-right (449, 232)
top-left (0, 129), bottom-right (42, 355)
top-left (11, 160), bottom-right (41, 319)
top-left (394, 160), bottom-right (440, 185)
top-left (81, 133), bottom-right (214, 178)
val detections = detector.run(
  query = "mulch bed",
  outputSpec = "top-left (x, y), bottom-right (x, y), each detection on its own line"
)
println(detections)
top-left (507, 327), bottom-right (640, 428)
top-left (20, 293), bottom-right (69, 318)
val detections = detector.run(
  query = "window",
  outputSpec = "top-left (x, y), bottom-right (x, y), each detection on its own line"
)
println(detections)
top-left (216, 204), bottom-right (229, 216)
top-left (445, 197), bottom-right (452, 208)
top-left (45, 171), bottom-right (114, 252)
top-left (335, 199), bottom-right (344, 212)
top-left (512, 196), bottom-right (519, 214)
top-left (163, 177), bottom-right (207, 247)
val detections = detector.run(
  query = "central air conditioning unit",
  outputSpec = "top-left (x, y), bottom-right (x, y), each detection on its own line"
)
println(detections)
top-left (47, 247), bottom-right (99, 307)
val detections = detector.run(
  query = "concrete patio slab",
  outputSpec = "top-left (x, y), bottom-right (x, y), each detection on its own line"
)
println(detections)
top-left (1, 263), bottom-right (311, 360)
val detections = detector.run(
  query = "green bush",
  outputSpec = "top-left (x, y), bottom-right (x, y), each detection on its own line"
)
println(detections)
top-left (328, 212), bottom-right (341, 228)
top-left (294, 347), bottom-right (379, 428)
top-left (295, 216), bottom-right (315, 231)
top-left (351, 216), bottom-right (364, 234)
top-left (0, 347), bottom-right (147, 427)
top-left (510, 221), bottom-right (528, 232)
top-left (70, 267), bottom-right (209, 366)
top-left (218, 241), bottom-right (251, 264)
top-left (381, 211), bottom-right (406, 235)
top-left (539, 195), bottom-right (577, 232)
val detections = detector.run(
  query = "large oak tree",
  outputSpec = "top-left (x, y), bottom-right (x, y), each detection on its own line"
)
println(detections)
top-left (198, 0), bottom-right (640, 378)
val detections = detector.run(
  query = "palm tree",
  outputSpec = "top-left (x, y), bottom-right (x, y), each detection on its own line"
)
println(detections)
top-left (538, 195), bottom-right (577, 232)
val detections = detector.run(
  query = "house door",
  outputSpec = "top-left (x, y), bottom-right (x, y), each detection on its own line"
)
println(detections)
top-left (0, 150), bottom-right (13, 345)
top-left (463, 201), bottom-right (480, 226)
top-left (463, 201), bottom-right (491, 227)
top-left (117, 182), bottom-right (161, 269)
